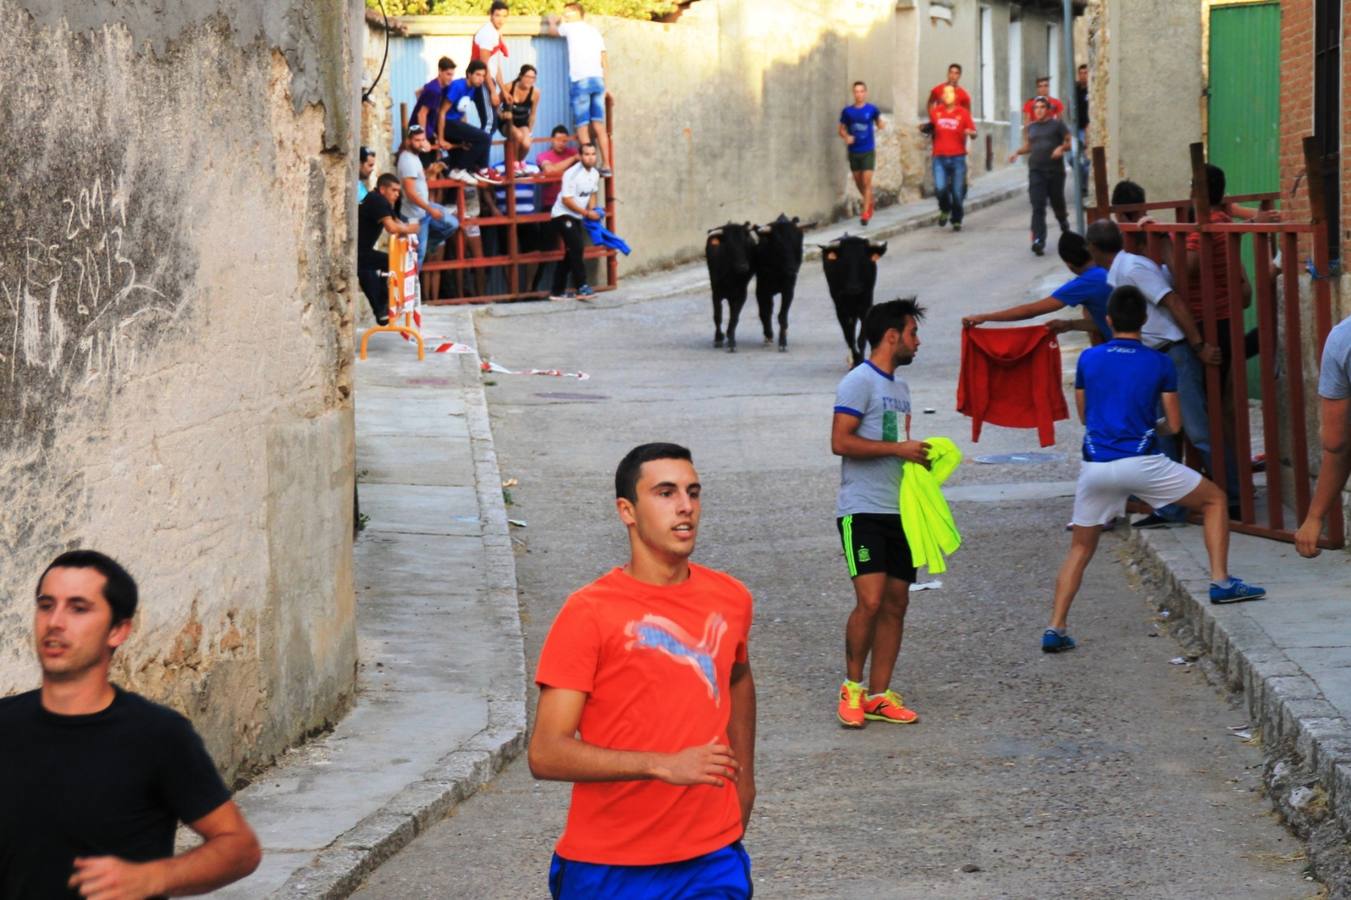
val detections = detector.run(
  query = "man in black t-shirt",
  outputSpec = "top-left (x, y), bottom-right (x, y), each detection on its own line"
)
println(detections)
top-left (0, 550), bottom-right (261, 899)
top-left (358, 172), bottom-right (420, 325)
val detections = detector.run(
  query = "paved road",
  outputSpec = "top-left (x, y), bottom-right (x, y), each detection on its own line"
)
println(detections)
top-left (352, 199), bottom-right (1317, 899)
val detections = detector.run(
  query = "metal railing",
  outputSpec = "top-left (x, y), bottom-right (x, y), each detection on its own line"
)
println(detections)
top-left (1085, 140), bottom-right (1343, 549)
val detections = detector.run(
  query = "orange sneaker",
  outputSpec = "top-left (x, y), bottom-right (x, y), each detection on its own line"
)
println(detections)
top-left (862, 689), bottom-right (919, 724)
top-left (837, 680), bottom-right (865, 728)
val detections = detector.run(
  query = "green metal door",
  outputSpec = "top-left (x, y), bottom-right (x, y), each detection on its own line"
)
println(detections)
top-left (1208, 2), bottom-right (1280, 397)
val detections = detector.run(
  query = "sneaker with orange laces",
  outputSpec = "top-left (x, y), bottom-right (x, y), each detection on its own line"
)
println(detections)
top-left (837, 680), bottom-right (865, 729)
top-left (862, 689), bottom-right (919, 724)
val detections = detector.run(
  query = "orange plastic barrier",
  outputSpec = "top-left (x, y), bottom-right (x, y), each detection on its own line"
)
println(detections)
top-left (359, 233), bottom-right (425, 361)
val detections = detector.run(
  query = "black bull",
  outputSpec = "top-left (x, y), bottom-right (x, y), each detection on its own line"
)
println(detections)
top-left (705, 222), bottom-right (755, 351)
top-left (752, 214), bottom-right (809, 352)
top-left (821, 235), bottom-right (887, 366)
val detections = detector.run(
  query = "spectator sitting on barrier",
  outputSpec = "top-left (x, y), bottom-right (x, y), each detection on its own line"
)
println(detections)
top-left (473, 0), bottom-right (511, 107)
top-left (537, 125), bottom-right (580, 210)
top-left (412, 56), bottom-right (457, 146)
top-left (546, 3), bottom-right (614, 178)
top-left (499, 64), bottom-right (540, 170)
top-left (358, 173), bottom-right (419, 325)
top-left (550, 143), bottom-right (602, 301)
top-left (439, 60), bottom-right (497, 185)
top-left (357, 146), bottom-right (375, 202)
top-left (398, 126), bottom-right (459, 267)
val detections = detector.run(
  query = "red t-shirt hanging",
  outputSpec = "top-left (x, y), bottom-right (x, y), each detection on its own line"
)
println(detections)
top-left (957, 325), bottom-right (1070, 448)
top-left (931, 106), bottom-right (976, 157)
top-left (535, 563), bottom-right (753, 866)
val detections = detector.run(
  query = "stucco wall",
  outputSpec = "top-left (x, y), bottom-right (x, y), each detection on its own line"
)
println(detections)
top-left (1097, 0), bottom-right (1202, 202)
top-left (0, 0), bottom-right (360, 783)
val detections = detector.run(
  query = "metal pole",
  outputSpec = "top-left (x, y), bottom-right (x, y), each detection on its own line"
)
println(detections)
top-left (1063, 0), bottom-right (1085, 232)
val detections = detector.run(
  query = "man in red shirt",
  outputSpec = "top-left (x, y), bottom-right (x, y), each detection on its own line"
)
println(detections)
top-left (929, 86), bottom-right (977, 230)
top-left (927, 63), bottom-right (971, 111)
top-left (529, 443), bottom-right (756, 899)
top-left (1022, 76), bottom-right (1065, 126)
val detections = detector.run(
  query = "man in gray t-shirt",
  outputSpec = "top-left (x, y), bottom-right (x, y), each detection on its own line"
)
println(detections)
top-left (829, 299), bottom-right (930, 731)
top-left (396, 126), bottom-right (459, 266)
top-left (1009, 97), bottom-right (1071, 255)
top-left (1297, 315), bottom-right (1351, 557)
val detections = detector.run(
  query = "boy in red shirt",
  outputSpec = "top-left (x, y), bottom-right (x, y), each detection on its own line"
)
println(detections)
top-left (929, 86), bottom-right (977, 230)
top-left (529, 443), bottom-right (756, 899)
top-left (927, 63), bottom-right (972, 111)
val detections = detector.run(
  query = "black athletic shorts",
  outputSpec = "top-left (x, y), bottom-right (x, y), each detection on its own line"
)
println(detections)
top-left (836, 513), bottom-right (916, 582)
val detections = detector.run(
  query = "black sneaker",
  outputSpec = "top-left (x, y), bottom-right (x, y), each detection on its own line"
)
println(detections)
top-left (1032, 241), bottom-right (1045, 256)
top-left (1132, 513), bottom-right (1181, 529)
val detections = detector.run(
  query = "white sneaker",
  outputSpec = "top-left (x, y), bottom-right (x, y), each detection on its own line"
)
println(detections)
top-left (448, 168), bottom-right (478, 186)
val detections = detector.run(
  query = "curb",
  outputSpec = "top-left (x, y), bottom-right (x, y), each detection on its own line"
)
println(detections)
top-left (1127, 529), bottom-right (1351, 892)
top-left (275, 320), bottom-right (527, 899)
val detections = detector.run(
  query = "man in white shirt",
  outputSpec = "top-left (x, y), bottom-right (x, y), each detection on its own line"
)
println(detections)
top-left (472, 1), bottom-right (510, 106)
top-left (545, 3), bottom-right (613, 177)
top-left (549, 143), bottom-right (602, 301)
top-left (1086, 219), bottom-right (1234, 527)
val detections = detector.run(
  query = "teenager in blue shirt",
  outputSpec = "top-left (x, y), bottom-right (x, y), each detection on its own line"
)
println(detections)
top-left (962, 231), bottom-right (1113, 342)
top-left (838, 81), bottom-right (883, 226)
top-left (1045, 286), bottom-right (1266, 653)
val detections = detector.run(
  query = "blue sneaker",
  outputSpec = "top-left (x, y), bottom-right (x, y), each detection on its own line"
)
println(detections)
top-left (1042, 629), bottom-right (1077, 653)
top-left (576, 284), bottom-right (596, 300)
top-left (1210, 577), bottom-right (1267, 605)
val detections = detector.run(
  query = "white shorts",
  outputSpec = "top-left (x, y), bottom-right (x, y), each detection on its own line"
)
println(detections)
top-left (1071, 454), bottom-right (1203, 527)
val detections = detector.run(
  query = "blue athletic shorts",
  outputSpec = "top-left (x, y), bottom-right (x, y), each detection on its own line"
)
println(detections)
top-left (549, 842), bottom-right (752, 899)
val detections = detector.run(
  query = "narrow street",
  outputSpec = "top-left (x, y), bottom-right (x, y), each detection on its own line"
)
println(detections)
top-left (352, 198), bottom-right (1317, 898)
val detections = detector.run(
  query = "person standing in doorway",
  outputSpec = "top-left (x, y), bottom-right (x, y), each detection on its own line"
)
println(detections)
top-left (832, 298), bottom-right (929, 729)
top-left (1010, 97), bottom-right (1071, 256)
top-left (550, 142), bottom-right (602, 301)
top-left (1074, 64), bottom-right (1090, 189)
top-left (929, 85), bottom-right (977, 231)
top-left (528, 443), bottom-right (756, 900)
top-left (546, 4), bottom-right (614, 178)
top-left (839, 81), bottom-right (884, 227)
top-left (0, 550), bottom-right (263, 897)
top-left (927, 63), bottom-right (971, 112)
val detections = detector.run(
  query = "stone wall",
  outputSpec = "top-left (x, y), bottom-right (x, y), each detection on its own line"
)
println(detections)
top-left (0, 0), bottom-right (361, 783)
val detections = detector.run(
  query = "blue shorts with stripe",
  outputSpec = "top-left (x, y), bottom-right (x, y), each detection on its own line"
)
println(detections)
top-left (837, 513), bottom-right (916, 582)
top-left (549, 842), bottom-right (752, 899)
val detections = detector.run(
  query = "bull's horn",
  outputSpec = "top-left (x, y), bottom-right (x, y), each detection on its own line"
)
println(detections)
top-left (870, 241), bottom-right (888, 252)
top-left (707, 226), bottom-right (725, 235)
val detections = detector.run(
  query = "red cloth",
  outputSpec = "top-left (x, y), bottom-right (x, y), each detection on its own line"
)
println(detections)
top-left (930, 106), bottom-right (976, 157)
top-left (957, 325), bottom-right (1069, 448)
top-left (928, 83), bottom-right (972, 110)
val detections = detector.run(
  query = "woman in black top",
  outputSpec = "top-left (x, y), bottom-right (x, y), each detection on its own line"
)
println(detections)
top-left (499, 64), bottom-right (539, 168)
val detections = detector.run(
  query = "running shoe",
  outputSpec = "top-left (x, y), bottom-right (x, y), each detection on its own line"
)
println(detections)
top-left (549, 290), bottom-right (576, 301)
top-left (837, 680), bottom-right (865, 728)
top-left (862, 689), bottom-right (919, 724)
top-left (448, 168), bottom-right (479, 186)
top-left (598, 166), bottom-right (614, 178)
top-left (860, 199), bottom-right (873, 227)
top-left (576, 284), bottom-right (596, 300)
top-left (952, 222), bottom-right (962, 232)
top-left (938, 213), bottom-right (949, 227)
top-left (476, 168), bottom-right (504, 183)
top-left (1042, 629), bottom-right (1077, 653)
top-left (1031, 240), bottom-right (1045, 256)
top-left (1210, 577), bottom-right (1267, 605)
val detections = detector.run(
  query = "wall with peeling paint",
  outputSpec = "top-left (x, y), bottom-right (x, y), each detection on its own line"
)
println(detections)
top-left (0, 0), bottom-right (360, 783)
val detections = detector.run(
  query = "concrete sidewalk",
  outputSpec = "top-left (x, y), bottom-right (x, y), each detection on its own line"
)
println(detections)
top-left (206, 309), bottom-right (525, 898)
top-left (1130, 525), bottom-right (1351, 886)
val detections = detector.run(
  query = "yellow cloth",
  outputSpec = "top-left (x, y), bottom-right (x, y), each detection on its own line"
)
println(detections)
top-left (899, 436), bottom-right (963, 575)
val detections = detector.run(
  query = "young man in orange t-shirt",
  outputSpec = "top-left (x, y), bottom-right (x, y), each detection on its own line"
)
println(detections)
top-left (529, 443), bottom-right (757, 898)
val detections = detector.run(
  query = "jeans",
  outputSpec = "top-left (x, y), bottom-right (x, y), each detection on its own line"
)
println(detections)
top-left (1076, 127), bottom-right (1090, 186)
top-left (441, 119), bottom-right (491, 173)
top-left (569, 76), bottom-right (606, 125)
top-left (1154, 340), bottom-right (1239, 519)
top-left (551, 215), bottom-right (587, 294)
top-left (416, 202), bottom-right (459, 266)
top-left (1028, 166), bottom-right (1069, 246)
top-left (933, 154), bottom-right (968, 223)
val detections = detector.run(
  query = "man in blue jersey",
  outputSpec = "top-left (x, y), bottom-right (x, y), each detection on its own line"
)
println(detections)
top-left (961, 231), bottom-right (1113, 342)
top-left (838, 81), bottom-right (884, 226)
top-left (1044, 286), bottom-right (1266, 653)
